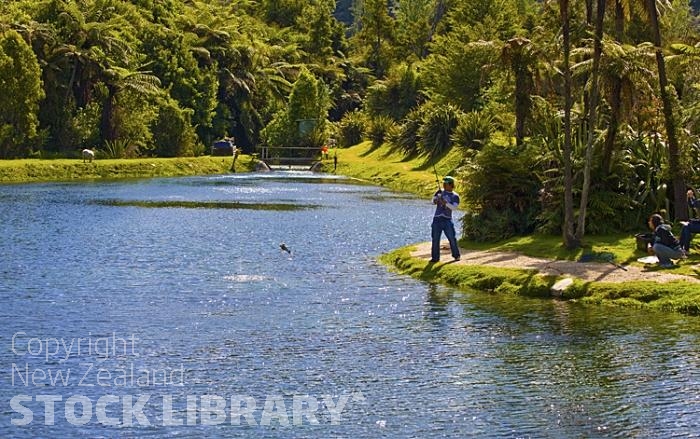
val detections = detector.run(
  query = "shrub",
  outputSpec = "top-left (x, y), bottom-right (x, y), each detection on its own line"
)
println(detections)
top-left (151, 99), bottom-right (197, 157)
top-left (418, 103), bottom-right (460, 158)
top-left (336, 111), bottom-right (367, 147)
top-left (389, 107), bottom-right (424, 156)
top-left (365, 63), bottom-right (422, 121)
top-left (367, 116), bottom-right (396, 148)
top-left (461, 141), bottom-right (541, 241)
top-left (452, 111), bottom-right (494, 150)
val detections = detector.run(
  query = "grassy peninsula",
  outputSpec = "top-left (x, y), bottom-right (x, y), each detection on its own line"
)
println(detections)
top-left (0, 155), bottom-right (255, 183)
top-left (331, 141), bottom-right (700, 316)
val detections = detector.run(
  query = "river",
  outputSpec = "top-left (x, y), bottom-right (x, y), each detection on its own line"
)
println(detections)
top-left (1, 172), bottom-right (699, 438)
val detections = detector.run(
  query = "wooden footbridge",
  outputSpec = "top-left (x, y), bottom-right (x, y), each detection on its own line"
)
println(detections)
top-left (259, 146), bottom-right (321, 170)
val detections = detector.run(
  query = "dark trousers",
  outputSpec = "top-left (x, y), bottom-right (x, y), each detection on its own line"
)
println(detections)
top-left (680, 220), bottom-right (700, 251)
top-left (431, 217), bottom-right (460, 261)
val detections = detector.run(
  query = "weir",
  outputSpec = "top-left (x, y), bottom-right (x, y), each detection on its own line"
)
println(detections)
top-left (258, 146), bottom-right (321, 170)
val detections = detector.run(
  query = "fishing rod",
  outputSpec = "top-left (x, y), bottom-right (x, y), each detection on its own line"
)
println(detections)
top-left (432, 164), bottom-right (442, 193)
top-left (432, 164), bottom-right (445, 206)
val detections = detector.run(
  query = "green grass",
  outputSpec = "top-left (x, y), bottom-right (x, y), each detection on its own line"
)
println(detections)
top-left (0, 155), bottom-right (255, 183)
top-left (330, 141), bottom-right (465, 196)
top-left (380, 246), bottom-right (558, 299)
top-left (382, 246), bottom-right (700, 316)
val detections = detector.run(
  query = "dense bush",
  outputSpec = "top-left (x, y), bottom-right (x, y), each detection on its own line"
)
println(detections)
top-left (388, 107), bottom-right (424, 156)
top-left (367, 116), bottom-right (396, 148)
top-left (365, 64), bottom-right (422, 121)
top-left (461, 141), bottom-right (541, 241)
top-left (336, 110), bottom-right (367, 147)
top-left (418, 103), bottom-right (460, 158)
top-left (151, 99), bottom-right (198, 157)
top-left (452, 111), bottom-right (494, 150)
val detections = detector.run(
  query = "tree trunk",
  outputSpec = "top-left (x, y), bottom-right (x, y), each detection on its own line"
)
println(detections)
top-left (576, 0), bottom-right (606, 240)
top-left (100, 85), bottom-right (117, 143)
top-left (648, 0), bottom-right (687, 221)
top-left (601, 0), bottom-right (625, 176)
top-left (561, 0), bottom-right (578, 249)
top-left (422, 0), bottom-right (446, 58)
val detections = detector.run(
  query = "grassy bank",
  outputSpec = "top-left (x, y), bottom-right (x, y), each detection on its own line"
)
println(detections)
top-left (382, 246), bottom-right (700, 316)
top-left (0, 155), bottom-right (255, 183)
top-left (330, 141), bottom-right (465, 196)
top-left (333, 142), bottom-right (700, 315)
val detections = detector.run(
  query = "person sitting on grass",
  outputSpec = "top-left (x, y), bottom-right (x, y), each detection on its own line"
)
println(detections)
top-left (689, 188), bottom-right (700, 217)
top-left (647, 213), bottom-right (686, 268)
top-left (679, 189), bottom-right (700, 253)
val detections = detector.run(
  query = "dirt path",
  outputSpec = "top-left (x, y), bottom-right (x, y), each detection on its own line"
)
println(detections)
top-left (411, 242), bottom-right (700, 284)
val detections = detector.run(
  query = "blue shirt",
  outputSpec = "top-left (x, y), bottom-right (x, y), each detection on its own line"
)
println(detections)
top-left (433, 190), bottom-right (460, 219)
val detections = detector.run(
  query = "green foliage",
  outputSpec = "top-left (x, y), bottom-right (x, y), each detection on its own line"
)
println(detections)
top-left (365, 63), bottom-right (422, 120)
top-left (447, 0), bottom-right (526, 41)
top-left (139, 23), bottom-right (218, 145)
top-left (335, 110), bottom-right (367, 147)
top-left (418, 103), bottom-right (460, 158)
top-left (461, 141), bottom-right (541, 241)
top-left (102, 139), bottom-right (131, 159)
top-left (452, 111), bottom-right (494, 150)
top-left (151, 98), bottom-right (198, 157)
top-left (351, 0), bottom-right (396, 77)
top-left (388, 106), bottom-right (424, 155)
top-left (263, 68), bottom-right (330, 148)
top-left (0, 30), bottom-right (44, 158)
top-left (394, 0), bottom-right (434, 60)
top-left (260, 0), bottom-right (305, 27)
top-left (367, 115), bottom-right (396, 148)
top-left (422, 39), bottom-right (499, 111)
top-left (296, 0), bottom-right (336, 61)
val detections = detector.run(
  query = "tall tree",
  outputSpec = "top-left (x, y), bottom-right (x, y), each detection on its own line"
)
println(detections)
top-left (501, 37), bottom-right (535, 147)
top-left (601, 0), bottom-right (628, 175)
top-left (646, 0), bottom-right (688, 220)
top-left (560, 0), bottom-right (578, 248)
top-left (0, 29), bottom-right (44, 158)
top-left (99, 67), bottom-right (161, 142)
top-left (352, 0), bottom-right (395, 78)
top-left (575, 0), bottom-right (606, 240)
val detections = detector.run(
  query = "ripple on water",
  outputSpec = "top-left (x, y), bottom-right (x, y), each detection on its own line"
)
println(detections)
top-left (2, 175), bottom-right (700, 438)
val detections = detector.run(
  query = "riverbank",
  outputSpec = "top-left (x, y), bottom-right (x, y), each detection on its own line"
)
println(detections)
top-left (332, 141), bottom-right (700, 316)
top-left (381, 244), bottom-right (700, 315)
top-left (0, 155), bottom-right (255, 183)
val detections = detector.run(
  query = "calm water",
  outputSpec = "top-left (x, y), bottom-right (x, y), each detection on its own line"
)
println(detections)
top-left (1, 173), bottom-right (699, 438)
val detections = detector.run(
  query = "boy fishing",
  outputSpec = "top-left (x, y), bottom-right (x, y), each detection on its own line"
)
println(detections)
top-left (430, 175), bottom-right (461, 263)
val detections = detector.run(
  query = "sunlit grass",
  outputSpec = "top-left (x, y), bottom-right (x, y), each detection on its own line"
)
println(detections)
top-left (334, 141), bottom-right (465, 196)
top-left (382, 246), bottom-right (700, 316)
top-left (0, 156), bottom-right (254, 183)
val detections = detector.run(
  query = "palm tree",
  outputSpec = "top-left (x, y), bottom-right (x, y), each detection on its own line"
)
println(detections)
top-left (573, 39), bottom-right (656, 174)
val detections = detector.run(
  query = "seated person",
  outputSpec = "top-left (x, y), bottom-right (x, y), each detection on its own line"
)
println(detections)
top-left (647, 213), bottom-right (685, 268)
top-left (680, 189), bottom-right (700, 252)
top-left (689, 188), bottom-right (700, 217)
